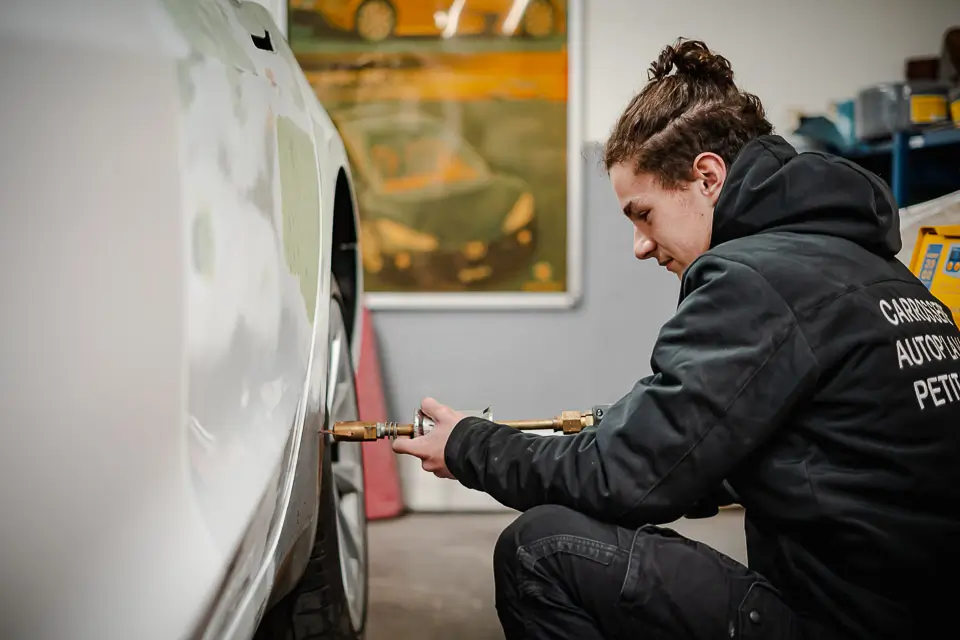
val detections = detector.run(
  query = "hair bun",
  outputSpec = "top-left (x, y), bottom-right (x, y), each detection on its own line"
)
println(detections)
top-left (648, 38), bottom-right (735, 88)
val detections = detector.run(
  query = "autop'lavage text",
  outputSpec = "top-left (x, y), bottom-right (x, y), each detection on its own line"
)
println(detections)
top-left (879, 296), bottom-right (960, 410)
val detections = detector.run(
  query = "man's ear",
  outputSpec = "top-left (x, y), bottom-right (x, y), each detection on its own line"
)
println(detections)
top-left (692, 152), bottom-right (726, 205)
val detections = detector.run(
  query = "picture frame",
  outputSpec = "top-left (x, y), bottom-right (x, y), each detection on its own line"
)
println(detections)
top-left (288, 0), bottom-right (584, 310)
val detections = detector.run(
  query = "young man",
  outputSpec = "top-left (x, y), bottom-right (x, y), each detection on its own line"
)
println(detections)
top-left (393, 39), bottom-right (960, 639)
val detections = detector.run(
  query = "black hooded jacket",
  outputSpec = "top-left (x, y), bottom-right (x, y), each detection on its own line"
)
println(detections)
top-left (444, 135), bottom-right (960, 638)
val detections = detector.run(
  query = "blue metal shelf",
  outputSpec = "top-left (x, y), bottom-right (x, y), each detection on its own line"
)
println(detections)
top-left (843, 127), bottom-right (960, 158)
top-left (837, 127), bottom-right (960, 206)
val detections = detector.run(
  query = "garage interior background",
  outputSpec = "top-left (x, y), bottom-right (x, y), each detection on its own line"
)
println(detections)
top-left (257, 0), bottom-right (960, 511)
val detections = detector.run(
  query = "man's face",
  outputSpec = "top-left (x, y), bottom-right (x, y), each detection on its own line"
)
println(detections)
top-left (609, 156), bottom-right (725, 277)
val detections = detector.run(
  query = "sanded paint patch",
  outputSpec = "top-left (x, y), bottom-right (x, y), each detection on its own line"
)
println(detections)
top-left (277, 115), bottom-right (321, 323)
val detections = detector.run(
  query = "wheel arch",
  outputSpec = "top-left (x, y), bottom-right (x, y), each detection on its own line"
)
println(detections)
top-left (331, 164), bottom-right (363, 368)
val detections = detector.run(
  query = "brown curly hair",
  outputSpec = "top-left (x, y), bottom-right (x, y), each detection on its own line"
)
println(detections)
top-left (603, 38), bottom-right (773, 187)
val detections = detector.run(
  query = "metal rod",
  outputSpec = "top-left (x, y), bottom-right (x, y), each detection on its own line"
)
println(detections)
top-left (328, 413), bottom-right (594, 441)
top-left (500, 419), bottom-right (559, 430)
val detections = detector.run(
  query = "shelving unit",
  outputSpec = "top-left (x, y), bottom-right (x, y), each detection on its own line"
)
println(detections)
top-left (838, 126), bottom-right (960, 207)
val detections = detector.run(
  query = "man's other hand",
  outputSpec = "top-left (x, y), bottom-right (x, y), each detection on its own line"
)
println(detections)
top-left (391, 397), bottom-right (464, 479)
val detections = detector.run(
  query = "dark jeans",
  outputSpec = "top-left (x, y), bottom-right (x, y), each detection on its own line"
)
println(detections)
top-left (493, 505), bottom-right (806, 640)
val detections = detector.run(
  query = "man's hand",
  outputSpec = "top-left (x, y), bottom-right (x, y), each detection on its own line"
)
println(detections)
top-left (391, 397), bottom-right (465, 479)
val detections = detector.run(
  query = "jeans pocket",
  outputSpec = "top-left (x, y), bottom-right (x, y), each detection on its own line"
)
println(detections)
top-left (734, 581), bottom-right (801, 640)
top-left (515, 534), bottom-right (622, 601)
top-left (617, 526), bottom-right (754, 639)
top-left (619, 525), bottom-right (752, 604)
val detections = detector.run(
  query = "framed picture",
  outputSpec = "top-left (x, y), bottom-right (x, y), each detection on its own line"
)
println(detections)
top-left (287, 0), bottom-right (583, 309)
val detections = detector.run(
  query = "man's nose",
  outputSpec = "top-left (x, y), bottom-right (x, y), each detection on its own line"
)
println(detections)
top-left (634, 227), bottom-right (656, 260)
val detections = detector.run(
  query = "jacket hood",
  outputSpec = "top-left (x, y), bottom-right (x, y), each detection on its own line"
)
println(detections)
top-left (711, 135), bottom-right (902, 258)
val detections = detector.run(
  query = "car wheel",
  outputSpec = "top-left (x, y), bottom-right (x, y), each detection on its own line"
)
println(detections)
top-left (521, 0), bottom-right (554, 38)
top-left (254, 291), bottom-right (368, 639)
top-left (354, 0), bottom-right (396, 42)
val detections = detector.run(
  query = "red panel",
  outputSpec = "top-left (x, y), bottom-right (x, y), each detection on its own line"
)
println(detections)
top-left (355, 306), bottom-right (404, 519)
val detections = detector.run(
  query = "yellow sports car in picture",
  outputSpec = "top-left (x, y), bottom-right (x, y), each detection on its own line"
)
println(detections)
top-left (290, 0), bottom-right (563, 41)
top-left (332, 104), bottom-right (539, 290)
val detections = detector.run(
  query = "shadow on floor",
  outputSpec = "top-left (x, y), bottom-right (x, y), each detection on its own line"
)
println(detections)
top-left (365, 509), bottom-right (746, 639)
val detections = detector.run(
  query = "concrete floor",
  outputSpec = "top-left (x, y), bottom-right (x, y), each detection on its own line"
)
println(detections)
top-left (364, 508), bottom-right (746, 640)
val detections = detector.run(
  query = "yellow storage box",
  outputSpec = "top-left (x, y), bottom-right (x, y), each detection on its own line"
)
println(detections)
top-left (909, 224), bottom-right (960, 326)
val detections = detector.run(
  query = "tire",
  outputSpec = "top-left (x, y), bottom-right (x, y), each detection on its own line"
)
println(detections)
top-left (354, 0), bottom-right (396, 42)
top-left (255, 292), bottom-right (368, 639)
top-left (520, 0), bottom-right (555, 38)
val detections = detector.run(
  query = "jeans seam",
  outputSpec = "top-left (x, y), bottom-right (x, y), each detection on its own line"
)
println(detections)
top-left (520, 534), bottom-right (622, 565)
top-left (618, 528), bottom-right (643, 599)
top-left (736, 580), bottom-right (760, 619)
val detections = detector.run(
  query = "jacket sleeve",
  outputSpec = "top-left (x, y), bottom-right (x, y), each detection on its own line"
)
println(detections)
top-left (443, 255), bottom-right (820, 527)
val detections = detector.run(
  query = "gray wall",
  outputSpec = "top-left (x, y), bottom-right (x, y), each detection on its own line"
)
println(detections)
top-left (368, 143), bottom-right (682, 422)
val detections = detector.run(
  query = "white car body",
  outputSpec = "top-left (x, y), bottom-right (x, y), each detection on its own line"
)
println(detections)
top-left (0, 1), bottom-right (367, 638)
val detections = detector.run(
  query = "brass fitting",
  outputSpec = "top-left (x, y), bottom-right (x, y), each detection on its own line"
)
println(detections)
top-left (560, 410), bottom-right (586, 434)
top-left (330, 421), bottom-right (414, 441)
